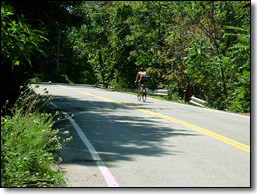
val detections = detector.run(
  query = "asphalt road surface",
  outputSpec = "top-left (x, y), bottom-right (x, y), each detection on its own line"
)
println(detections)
top-left (33, 83), bottom-right (250, 187)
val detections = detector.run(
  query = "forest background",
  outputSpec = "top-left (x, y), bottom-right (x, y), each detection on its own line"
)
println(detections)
top-left (1, 1), bottom-right (250, 113)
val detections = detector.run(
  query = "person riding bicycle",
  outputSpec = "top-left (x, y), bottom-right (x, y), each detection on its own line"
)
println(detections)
top-left (135, 68), bottom-right (148, 96)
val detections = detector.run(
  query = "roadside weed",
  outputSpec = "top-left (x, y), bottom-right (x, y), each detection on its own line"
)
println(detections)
top-left (1, 84), bottom-right (72, 187)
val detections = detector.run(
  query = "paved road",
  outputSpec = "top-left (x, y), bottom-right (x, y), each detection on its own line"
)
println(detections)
top-left (33, 83), bottom-right (250, 187)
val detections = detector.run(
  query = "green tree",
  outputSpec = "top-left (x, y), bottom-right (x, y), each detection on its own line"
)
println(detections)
top-left (224, 24), bottom-right (250, 112)
top-left (1, 1), bottom-right (48, 109)
top-left (182, 1), bottom-right (250, 110)
top-left (6, 1), bottom-right (84, 81)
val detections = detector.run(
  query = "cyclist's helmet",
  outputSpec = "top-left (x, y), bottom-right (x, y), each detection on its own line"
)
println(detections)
top-left (140, 67), bottom-right (144, 71)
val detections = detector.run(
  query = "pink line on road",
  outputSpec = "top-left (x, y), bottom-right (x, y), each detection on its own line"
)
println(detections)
top-left (61, 111), bottom-right (119, 187)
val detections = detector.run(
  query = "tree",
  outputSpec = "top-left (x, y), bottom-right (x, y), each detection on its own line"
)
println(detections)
top-left (1, 1), bottom-right (48, 109)
top-left (182, 1), bottom-right (250, 111)
top-left (6, 1), bottom-right (84, 81)
top-left (3, 1), bottom-right (249, 113)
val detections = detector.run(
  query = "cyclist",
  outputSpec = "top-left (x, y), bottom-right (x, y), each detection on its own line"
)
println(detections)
top-left (135, 68), bottom-right (147, 96)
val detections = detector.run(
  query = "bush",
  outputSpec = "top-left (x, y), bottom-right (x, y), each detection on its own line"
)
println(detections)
top-left (110, 69), bottom-right (123, 90)
top-left (59, 74), bottom-right (74, 84)
top-left (1, 85), bottom-right (72, 187)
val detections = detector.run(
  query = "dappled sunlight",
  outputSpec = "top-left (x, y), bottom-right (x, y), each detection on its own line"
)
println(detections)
top-left (38, 88), bottom-right (199, 167)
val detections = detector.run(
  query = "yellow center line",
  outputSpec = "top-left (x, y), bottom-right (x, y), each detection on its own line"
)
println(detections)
top-left (58, 85), bottom-right (250, 154)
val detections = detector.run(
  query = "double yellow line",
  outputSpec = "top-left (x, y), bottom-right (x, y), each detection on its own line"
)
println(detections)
top-left (58, 85), bottom-right (250, 154)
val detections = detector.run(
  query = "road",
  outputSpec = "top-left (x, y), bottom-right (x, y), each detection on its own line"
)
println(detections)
top-left (33, 83), bottom-right (250, 187)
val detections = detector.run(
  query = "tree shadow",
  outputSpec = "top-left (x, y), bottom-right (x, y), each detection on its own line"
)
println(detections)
top-left (41, 93), bottom-right (199, 167)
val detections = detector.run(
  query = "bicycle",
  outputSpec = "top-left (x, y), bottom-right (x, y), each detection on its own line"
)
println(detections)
top-left (135, 81), bottom-right (147, 102)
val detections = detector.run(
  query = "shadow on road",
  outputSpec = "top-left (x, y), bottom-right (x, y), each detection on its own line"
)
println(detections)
top-left (41, 93), bottom-right (199, 168)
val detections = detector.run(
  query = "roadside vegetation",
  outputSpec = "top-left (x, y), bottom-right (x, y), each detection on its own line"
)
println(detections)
top-left (1, 84), bottom-right (72, 187)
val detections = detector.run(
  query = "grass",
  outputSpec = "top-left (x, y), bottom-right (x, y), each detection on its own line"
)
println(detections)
top-left (1, 84), bottom-right (72, 187)
top-left (110, 88), bottom-right (250, 115)
top-left (123, 90), bottom-right (250, 115)
top-left (115, 89), bottom-right (186, 104)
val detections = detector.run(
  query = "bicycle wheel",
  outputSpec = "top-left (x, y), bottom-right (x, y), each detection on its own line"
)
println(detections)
top-left (137, 90), bottom-right (141, 101)
top-left (142, 87), bottom-right (147, 102)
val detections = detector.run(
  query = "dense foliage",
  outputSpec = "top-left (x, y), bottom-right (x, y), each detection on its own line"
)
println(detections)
top-left (1, 1), bottom-right (250, 112)
top-left (1, 1), bottom-right (84, 110)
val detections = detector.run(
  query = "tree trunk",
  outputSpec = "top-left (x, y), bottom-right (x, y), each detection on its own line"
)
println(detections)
top-left (56, 28), bottom-right (60, 81)
top-left (221, 67), bottom-right (227, 98)
top-left (99, 50), bottom-right (104, 84)
top-left (67, 46), bottom-right (72, 78)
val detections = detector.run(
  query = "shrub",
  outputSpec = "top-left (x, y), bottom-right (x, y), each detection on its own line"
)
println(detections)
top-left (1, 85), bottom-right (72, 187)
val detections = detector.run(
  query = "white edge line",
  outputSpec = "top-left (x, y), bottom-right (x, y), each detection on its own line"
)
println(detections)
top-left (151, 98), bottom-right (250, 119)
top-left (49, 101), bottom-right (58, 109)
top-left (61, 111), bottom-right (119, 187)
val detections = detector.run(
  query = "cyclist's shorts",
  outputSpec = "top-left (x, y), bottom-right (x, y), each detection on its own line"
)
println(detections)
top-left (141, 80), bottom-right (147, 84)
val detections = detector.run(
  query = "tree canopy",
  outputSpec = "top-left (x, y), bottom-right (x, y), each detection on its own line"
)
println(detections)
top-left (1, 1), bottom-right (250, 113)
